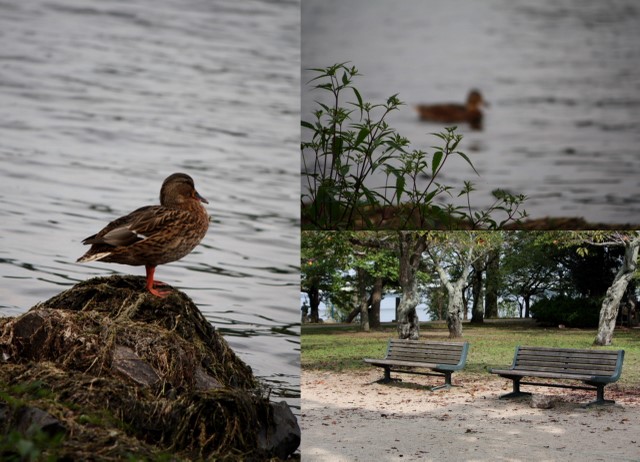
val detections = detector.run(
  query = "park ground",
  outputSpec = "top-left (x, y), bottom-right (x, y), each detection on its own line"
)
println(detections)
top-left (300, 320), bottom-right (640, 461)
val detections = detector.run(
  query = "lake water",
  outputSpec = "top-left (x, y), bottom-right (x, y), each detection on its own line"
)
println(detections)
top-left (302, 0), bottom-right (640, 225)
top-left (0, 0), bottom-right (300, 410)
top-left (306, 294), bottom-right (431, 323)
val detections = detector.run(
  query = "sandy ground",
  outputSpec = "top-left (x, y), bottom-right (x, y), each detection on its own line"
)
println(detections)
top-left (301, 369), bottom-right (640, 462)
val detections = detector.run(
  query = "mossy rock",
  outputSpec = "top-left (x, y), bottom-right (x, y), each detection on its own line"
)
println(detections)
top-left (0, 276), bottom-right (299, 461)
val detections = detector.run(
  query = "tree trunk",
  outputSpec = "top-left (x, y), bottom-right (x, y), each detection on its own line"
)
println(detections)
top-left (470, 260), bottom-right (484, 324)
top-left (484, 249), bottom-right (499, 318)
top-left (594, 239), bottom-right (640, 345)
top-left (524, 295), bottom-right (531, 318)
top-left (396, 232), bottom-right (426, 340)
top-left (447, 285), bottom-right (465, 337)
top-left (344, 306), bottom-right (359, 323)
top-left (434, 262), bottom-right (472, 338)
top-left (462, 288), bottom-right (469, 321)
top-left (309, 285), bottom-right (320, 323)
top-left (436, 291), bottom-right (444, 321)
top-left (370, 276), bottom-right (382, 328)
top-left (357, 267), bottom-right (370, 332)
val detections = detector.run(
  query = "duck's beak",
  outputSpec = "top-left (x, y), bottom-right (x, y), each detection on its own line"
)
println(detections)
top-left (195, 190), bottom-right (209, 204)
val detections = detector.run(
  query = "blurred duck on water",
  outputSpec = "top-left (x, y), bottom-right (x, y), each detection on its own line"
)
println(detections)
top-left (415, 89), bottom-right (487, 130)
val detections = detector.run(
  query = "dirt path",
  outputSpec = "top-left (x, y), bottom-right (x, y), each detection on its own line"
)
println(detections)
top-left (301, 369), bottom-right (640, 461)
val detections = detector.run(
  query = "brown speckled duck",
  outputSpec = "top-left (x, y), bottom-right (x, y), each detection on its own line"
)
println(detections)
top-left (77, 173), bottom-right (209, 297)
top-left (415, 89), bottom-right (487, 130)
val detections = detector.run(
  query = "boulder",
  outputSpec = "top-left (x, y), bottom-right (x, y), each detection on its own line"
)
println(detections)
top-left (530, 394), bottom-right (556, 409)
top-left (0, 275), bottom-right (299, 460)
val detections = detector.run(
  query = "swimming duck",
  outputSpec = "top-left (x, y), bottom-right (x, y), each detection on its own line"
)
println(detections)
top-left (415, 89), bottom-right (487, 129)
top-left (77, 173), bottom-right (210, 297)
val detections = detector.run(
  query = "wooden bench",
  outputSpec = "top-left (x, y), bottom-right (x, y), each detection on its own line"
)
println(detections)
top-left (490, 346), bottom-right (625, 406)
top-left (363, 340), bottom-right (469, 390)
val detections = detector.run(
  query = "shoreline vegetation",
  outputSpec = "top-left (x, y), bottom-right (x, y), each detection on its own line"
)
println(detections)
top-left (301, 205), bottom-right (640, 230)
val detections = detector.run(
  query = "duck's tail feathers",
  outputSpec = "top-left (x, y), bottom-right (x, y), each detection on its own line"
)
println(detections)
top-left (77, 251), bottom-right (112, 263)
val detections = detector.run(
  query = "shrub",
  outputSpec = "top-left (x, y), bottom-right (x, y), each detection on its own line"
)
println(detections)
top-left (531, 295), bottom-right (601, 328)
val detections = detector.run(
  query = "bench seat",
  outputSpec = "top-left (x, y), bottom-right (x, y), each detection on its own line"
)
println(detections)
top-left (489, 369), bottom-right (611, 382)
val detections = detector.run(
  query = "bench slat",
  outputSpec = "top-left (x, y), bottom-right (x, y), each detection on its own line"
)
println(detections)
top-left (364, 359), bottom-right (439, 369)
top-left (490, 369), bottom-right (600, 381)
top-left (386, 341), bottom-right (466, 366)
top-left (517, 346), bottom-right (620, 355)
top-left (514, 362), bottom-right (616, 371)
top-left (515, 357), bottom-right (618, 366)
top-left (388, 353), bottom-right (462, 363)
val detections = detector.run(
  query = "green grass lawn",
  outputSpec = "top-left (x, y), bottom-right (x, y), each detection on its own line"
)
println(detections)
top-left (301, 320), bottom-right (640, 387)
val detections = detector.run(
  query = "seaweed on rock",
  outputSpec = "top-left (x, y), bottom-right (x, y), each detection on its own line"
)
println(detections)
top-left (0, 276), bottom-right (299, 461)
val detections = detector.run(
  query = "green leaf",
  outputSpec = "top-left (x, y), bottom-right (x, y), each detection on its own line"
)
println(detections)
top-left (395, 175), bottom-right (406, 205)
top-left (352, 86), bottom-right (363, 107)
top-left (354, 127), bottom-right (370, 147)
top-left (457, 151), bottom-right (479, 176)
top-left (431, 150), bottom-right (443, 176)
top-left (423, 189), bottom-right (438, 204)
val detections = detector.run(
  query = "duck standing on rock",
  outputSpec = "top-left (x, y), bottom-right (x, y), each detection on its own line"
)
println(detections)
top-left (415, 89), bottom-right (487, 130)
top-left (77, 173), bottom-right (210, 297)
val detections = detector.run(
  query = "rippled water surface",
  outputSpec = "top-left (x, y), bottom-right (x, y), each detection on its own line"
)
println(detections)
top-left (303, 0), bottom-right (640, 224)
top-left (0, 0), bottom-right (300, 408)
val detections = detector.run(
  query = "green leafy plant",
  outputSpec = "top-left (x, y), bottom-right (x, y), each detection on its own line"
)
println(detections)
top-left (530, 295), bottom-right (602, 328)
top-left (301, 62), bottom-right (527, 229)
top-left (0, 428), bottom-right (64, 462)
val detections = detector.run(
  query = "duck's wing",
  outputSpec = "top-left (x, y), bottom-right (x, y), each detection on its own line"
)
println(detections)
top-left (82, 205), bottom-right (187, 248)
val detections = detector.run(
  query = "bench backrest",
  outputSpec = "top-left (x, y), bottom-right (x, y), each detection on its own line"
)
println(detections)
top-left (512, 346), bottom-right (624, 379)
top-left (386, 339), bottom-right (469, 367)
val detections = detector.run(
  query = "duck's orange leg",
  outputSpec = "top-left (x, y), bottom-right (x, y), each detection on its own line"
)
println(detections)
top-left (145, 265), bottom-right (171, 297)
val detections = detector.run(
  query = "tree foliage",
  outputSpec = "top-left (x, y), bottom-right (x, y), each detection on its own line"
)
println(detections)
top-left (301, 232), bottom-right (351, 322)
top-left (301, 230), bottom-right (640, 345)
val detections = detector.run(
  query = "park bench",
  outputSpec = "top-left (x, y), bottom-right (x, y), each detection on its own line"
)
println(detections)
top-left (490, 346), bottom-right (625, 406)
top-left (363, 339), bottom-right (469, 390)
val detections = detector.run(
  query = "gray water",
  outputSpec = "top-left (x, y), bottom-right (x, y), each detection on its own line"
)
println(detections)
top-left (0, 0), bottom-right (300, 409)
top-left (302, 0), bottom-right (640, 224)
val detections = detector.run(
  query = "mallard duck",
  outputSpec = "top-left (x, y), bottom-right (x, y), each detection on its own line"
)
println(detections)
top-left (415, 89), bottom-right (487, 129)
top-left (77, 173), bottom-right (210, 297)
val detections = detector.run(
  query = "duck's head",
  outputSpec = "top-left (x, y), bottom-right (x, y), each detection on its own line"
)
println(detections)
top-left (466, 90), bottom-right (487, 110)
top-left (160, 173), bottom-right (208, 207)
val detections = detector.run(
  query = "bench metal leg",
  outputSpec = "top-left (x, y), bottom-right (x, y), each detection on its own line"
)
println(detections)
top-left (584, 385), bottom-right (615, 407)
top-left (431, 371), bottom-right (456, 391)
top-left (499, 377), bottom-right (532, 400)
top-left (377, 367), bottom-right (401, 384)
